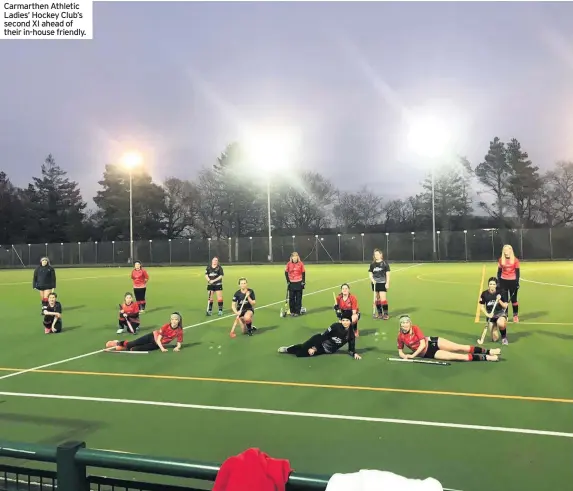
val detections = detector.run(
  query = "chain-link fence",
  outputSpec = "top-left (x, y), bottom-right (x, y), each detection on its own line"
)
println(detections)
top-left (1, 228), bottom-right (572, 268)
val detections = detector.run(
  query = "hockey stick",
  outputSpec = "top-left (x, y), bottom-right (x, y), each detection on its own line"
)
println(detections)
top-left (372, 288), bottom-right (377, 318)
top-left (477, 297), bottom-right (499, 345)
top-left (119, 304), bottom-right (135, 334)
top-left (387, 357), bottom-right (450, 366)
top-left (206, 289), bottom-right (213, 313)
top-left (280, 288), bottom-right (290, 318)
top-left (105, 349), bottom-right (149, 354)
top-left (230, 293), bottom-right (249, 337)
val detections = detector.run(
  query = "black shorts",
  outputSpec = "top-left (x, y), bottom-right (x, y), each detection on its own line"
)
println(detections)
top-left (499, 279), bottom-right (518, 292)
top-left (288, 281), bottom-right (304, 291)
top-left (422, 336), bottom-right (440, 359)
top-left (133, 287), bottom-right (146, 301)
top-left (239, 309), bottom-right (254, 318)
top-left (490, 315), bottom-right (507, 325)
top-left (207, 284), bottom-right (223, 292)
top-left (43, 319), bottom-right (62, 332)
top-left (371, 283), bottom-right (387, 292)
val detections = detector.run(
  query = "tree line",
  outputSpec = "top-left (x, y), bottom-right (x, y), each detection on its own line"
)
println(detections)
top-left (1, 137), bottom-right (572, 245)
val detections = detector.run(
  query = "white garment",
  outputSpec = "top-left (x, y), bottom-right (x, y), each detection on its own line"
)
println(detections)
top-left (326, 469), bottom-right (443, 491)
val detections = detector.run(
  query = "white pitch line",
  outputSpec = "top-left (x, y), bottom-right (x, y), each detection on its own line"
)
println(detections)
top-left (0, 390), bottom-right (570, 440)
top-left (521, 278), bottom-right (573, 288)
top-left (0, 263), bottom-right (424, 382)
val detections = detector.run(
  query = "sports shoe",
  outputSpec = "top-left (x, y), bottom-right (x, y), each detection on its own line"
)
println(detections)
top-left (383, 313), bottom-right (389, 320)
top-left (116, 328), bottom-right (125, 334)
top-left (44, 328), bottom-right (51, 334)
top-left (513, 315), bottom-right (519, 323)
top-left (278, 347), bottom-right (288, 353)
top-left (502, 338), bottom-right (509, 345)
top-left (489, 348), bottom-right (502, 356)
top-left (486, 354), bottom-right (499, 362)
top-left (206, 311), bottom-right (212, 316)
top-left (105, 340), bottom-right (119, 349)
top-left (218, 310), bottom-right (223, 316)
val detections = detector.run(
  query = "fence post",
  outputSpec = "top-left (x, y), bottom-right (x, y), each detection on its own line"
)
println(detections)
top-left (385, 233), bottom-right (389, 260)
top-left (411, 232), bottom-right (415, 261)
top-left (337, 234), bottom-right (341, 261)
top-left (463, 230), bottom-right (468, 261)
top-left (56, 441), bottom-right (88, 491)
top-left (360, 233), bottom-right (365, 262)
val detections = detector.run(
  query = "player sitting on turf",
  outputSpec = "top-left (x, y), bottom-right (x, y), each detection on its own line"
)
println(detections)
top-left (117, 292), bottom-right (140, 334)
top-left (285, 251), bottom-right (306, 316)
top-left (479, 277), bottom-right (510, 345)
top-left (278, 315), bottom-right (361, 360)
top-left (106, 312), bottom-right (183, 352)
top-left (497, 244), bottom-right (521, 323)
top-left (205, 256), bottom-right (224, 316)
top-left (333, 283), bottom-right (361, 336)
top-left (369, 248), bottom-right (391, 319)
top-left (231, 277), bottom-right (257, 336)
top-left (397, 315), bottom-right (501, 362)
top-left (42, 292), bottom-right (62, 334)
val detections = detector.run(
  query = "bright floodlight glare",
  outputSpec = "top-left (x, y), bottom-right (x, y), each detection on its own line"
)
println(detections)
top-left (407, 116), bottom-right (450, 159)
top-left (121, 151), bottom-right (143, 169)
top-left (243, 127), bottom-right (298, 172)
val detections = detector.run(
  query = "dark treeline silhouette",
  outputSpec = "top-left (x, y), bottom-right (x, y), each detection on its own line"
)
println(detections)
top-left (1, 137), bottom-right (572, 246)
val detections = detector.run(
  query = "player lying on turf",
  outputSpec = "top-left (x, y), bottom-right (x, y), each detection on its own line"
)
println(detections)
top-left (106, 312), bottom-right (183, 352)
top-left (117, 292), bottom-right (140, 334)
top-left (479, 277), bottom-right (510, 345)
top-left (397, 315), bottom-right (501, 362)
top-left (369, 248), bottom-right (391, 319)
top-left (231, 277), bottom-right (257, 337)
top-left (497, 244), bottom-right (520, 322)
top-left (205, 256), bottom-right (224, 316)
top-left (278, 316), bottom-right (361, 360)
top-left (42, 292), bottom-right (62, 334)
top-left (333, 283), bottom-right (361, 336)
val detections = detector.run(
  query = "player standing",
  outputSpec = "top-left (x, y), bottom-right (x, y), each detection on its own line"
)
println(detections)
top-left (205, 256), bottom-right (224, 316)
top-left (497, 244), bottom-right (520, 322)
top-left (368, 248), bottom-right (391, 319)
top-left (33, 257), bottom-right (57, 312)
top-left (117, 292), bottom-right (141, 334)
top-left (131, 261), bottom-right (149, 312)
top-left (278, 316), bottom-right (361, 360)
top-left (42, 292), bottom-right (63, 334)
top-left (396, 315), bottom-right (500, 362)
top-left (231, 277), bottom-right (257, 336)
top-left (479, 277), bottom-right (510, 345)
top-left (285, 252), bottom-right (306, 316)
top-left (333, 283), bottom-right (361, 336)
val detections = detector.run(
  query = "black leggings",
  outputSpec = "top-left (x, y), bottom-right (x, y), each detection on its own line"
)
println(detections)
top-left (286, 333), bottom-right (326, 357)
top-left (119, 319), bottom-right (140, 330)
top-left (125, 332), bottom-right (159, 352)
top-left (289, 285), bottom-right (303, 314)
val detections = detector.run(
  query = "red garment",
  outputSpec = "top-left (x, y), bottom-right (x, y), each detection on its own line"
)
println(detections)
top-left (213, 448), bottom-right (292, 491)
top-left (131, 268), bottom-right (149, 288)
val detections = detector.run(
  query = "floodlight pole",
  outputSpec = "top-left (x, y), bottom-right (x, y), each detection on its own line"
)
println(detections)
top-left (431, 166), bottom-right (437, 262)
top-left (267, 178), bottom-right (273, 262)
top-left (129, 169), bottom-right (134, 263)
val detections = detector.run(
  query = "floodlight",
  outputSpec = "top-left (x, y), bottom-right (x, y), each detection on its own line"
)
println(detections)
top-left (407, 115), bottom-right (450, 159)
top-left (121, 151), bottom-right (142, 169)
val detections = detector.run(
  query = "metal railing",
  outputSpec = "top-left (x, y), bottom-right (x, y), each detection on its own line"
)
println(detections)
top-left (2, 228), bottom-right (572, 268)
top-left (0, 440), bottom-right (329, 491)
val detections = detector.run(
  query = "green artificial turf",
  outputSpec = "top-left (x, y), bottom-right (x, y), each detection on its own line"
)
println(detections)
top-left (1, 261), bottom-right (572, 491)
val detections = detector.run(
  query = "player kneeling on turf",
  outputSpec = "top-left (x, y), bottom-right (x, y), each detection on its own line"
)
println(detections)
top-left (42, 292), bottom-right (62, 334)
top-left (278, 316), bottom-right (362, 360)
top-left (397, 315), bottom-right (500, 362)
top-left (333, 283), bottom-right (361, 336)
top-left (118, 292), bottom-right (140, 334)
top-left (106, 312), bottom-right (183, 352)
top-left (479, 277), bottom-right (510, 345)
top-left (231, 278), bottom-right (257, 337)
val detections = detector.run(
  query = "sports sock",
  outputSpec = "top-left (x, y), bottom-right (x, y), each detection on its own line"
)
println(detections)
top-left (217, 301), bottom-right (223, 311)
top-left (42, 297), bottom-right (48, 308)
top-left (141, 300), bottom-right (146, 310)
top-left (469, 353), bottom-right (487, 361)
top-left (470, 346), bottom-right (486, 354)
top-left (500, 328), bottom-right (507, 339)
top-left (382, 300), bottom-right (388, 314)
top-left (208, 301), bottom-right (213, 312)
top-left (376, 301), bottom-right (382, 314)
top-left (353, 322), bottom-right (358, 333)
top-left (246, 322), bottom-right (253, 332)
top-left (286, 344), bottom-right (301, 355)
top-left (512, 302), bottom-right (519, 315)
